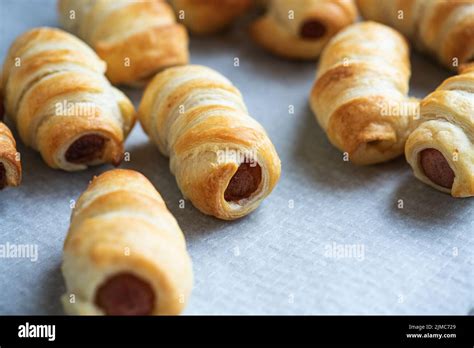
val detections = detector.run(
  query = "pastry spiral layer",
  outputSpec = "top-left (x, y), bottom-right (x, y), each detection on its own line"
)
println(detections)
top-left (138, 65), bottom-right (281, 220)
top-left (310, 21), bottom-right (420, 165)
top-left (405, 65), bottom-right (474, 197)
top-left (0, 122), bottom-right (21, 190)
top-left (357, 0), bottom-right (474, 71)
top-left (170, 0), bottom-right (252, 35)
top-left (58, 0), bottom-right (189, 85)
top-left (1, 27), bottom-right (136, 171)
top-left (62, 169), bottom-right (193, 315)
top-left (251, 0), bottom-right (358, 60)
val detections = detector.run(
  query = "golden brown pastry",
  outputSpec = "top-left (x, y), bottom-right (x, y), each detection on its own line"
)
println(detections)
top-left (170, 0), bottom-right (252, 35)
top-left (0, 86), bottom-right (4, 120)
top-left (405, 65), bottom-right (474, 197)
top-left (0, 122), bottom-right (22, 190)
top-left (58, 0), bottom-right (189, 85)
top-left (62, 169), bottom-right (193, 315)
top-left (1, 84), bottom-right (21, 188)
top-left (356, 0), bottom-right (474, 71)
top-left (310, 21), bottom-right (420, 165)
top-left (138, 65), bottom-right (281, 220)
top-left (250, 0), bottom-right (358, 60)
top-left (1, 27), bottom-right (136, 171)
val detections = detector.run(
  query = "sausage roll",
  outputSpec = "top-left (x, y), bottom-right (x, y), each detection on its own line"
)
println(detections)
top-left (62, 169), bottom-right (193, 315)
top-left (405, 65), bottom-right (474, 197)
top-left (1, 27), bottom-right (136, 171)
top-left (58, 0), bottom-right (189, 86)
top-left (138, 65), bottom-right (281, 220)
top-left (310, 21), bottom-right (420, 165)
top-left (170, 0), bottom-right (252, 35)
top-left (250, 0), bottom-right (358, 60)
top-left (1, 84), bottom-right (21, 189)
top-left (356, 0), bottom-right (474, 71)
top-left (0, 122), bottom-right (21, 190)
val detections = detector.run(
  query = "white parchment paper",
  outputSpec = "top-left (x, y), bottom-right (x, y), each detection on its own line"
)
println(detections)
top-left (0, 0), bottom-right (472, 315)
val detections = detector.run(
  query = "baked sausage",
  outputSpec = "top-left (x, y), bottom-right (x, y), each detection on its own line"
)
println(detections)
top-left (65, 135), bottom-right (108, 165)
top-left (250, 0), bottom-right (358, 60)
top-left (300, 20), bottom-right (327, 39)
top-left (138, 65), bottom-right (281, 220)
top-left (405, 65), bottom-right (474, 197)
top-left (61, 169), bottom-right (193, 315)
top-left (0, 163), bottom-right (6, 190)
top-left (224, 162), bottom-right (262, 202)
top-left (419, 149), bottom-right (455, 189)
top-left (1, 27), bottom-right (136, 171)
top-left (94, 272), bottom-right (155, 316)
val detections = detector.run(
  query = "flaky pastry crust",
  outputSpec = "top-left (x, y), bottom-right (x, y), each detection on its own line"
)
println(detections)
top-left (58, 0), bottom-right (189, 85)
top-left (310, 22), bottom-right (420, 165)
top-left (138, 65), bottom-right (281, 220)
top-left (0, 122), bottom-right (21, 189)
top-left (170, 0), bottom-right (252, 35)
top-left (405, 67), bottom-right (474, 197)
top-left (1, 27), bottom-right (136, 171)
top-left (357, 0), bottom-right (474, 71)
top-left (62, 169), bottom-right (193, 315)
top-left (250, 0), bottom-right (358, 60)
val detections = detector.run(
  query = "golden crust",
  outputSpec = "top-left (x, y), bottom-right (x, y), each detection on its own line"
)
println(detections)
top-left (58, 0), bottom-right (189, 86)
top-left (310, 21), bottom-right (420, 165)
top-left (170, 0), bottom-right (252, 35)
top-left (0, 122), bottom-right (22, 188)
top-left (405, 68), bottom-right (474, 197)
top-left (357, 0), bottom-right (474, 71)
top-left (460, 63), bottom-right (474, 74)
top-left (62, 169), bottom-right (193, 315)
top-left (138, 65), bottom-right (281, 220)
top-left (95, 24), bottom-right (189, 86)
top-left (1, 27), bottom-right (136, 171)
top-left (250, 0), bottom-right (358, 60)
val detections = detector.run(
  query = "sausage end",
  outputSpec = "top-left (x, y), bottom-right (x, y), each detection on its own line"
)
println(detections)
top-left (300, 20), bottom-right (327, 39)
top-left (224, 162), bottom-right (262, 202)
top-left (95, 272), bottom-right (155, 316)
top-left (0, 163), bottom-right (6, 190)
top-left (419, 148), bottom-right (455, 189)
top-left (65, 134), bottom-right (107, 164)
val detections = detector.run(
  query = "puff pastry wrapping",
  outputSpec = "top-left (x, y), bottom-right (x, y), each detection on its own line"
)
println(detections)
top-left (405, 66), bottom-right (474, 197)
top-left (138, 65), bottom-right (281, 220)
top-left (356, 0), bottom-right (474, 71)
top-left (250, 0), bottom-right (358, 60)
top-left (0, 121), bottom-right (21, 190)
top-left (0, 87), bottom-right (20, 189)
top-left (62, 169), bottom-right (193, 315)
top-left (58, 0), bottom-right (189, 86)
top-left (1, 27), bottom-right (136, 171)
top-left (170, 0), bottom-right (252, 35)
top-left (310, 21), bottom-right (420, 165)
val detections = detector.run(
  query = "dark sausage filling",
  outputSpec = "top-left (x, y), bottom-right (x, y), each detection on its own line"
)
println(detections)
top-left (65, 134), bottom-right (107, 164)
top-left (420, 148), bottom-right (455, 189)
top-left (224, 162), bottom-right (262, 202)
top-left (0, 99), bottom-right (4, 121)
top-left (300, 20), bottom-right (327, 39)
top-left (0, 163), bottom-right (6, 190)
top-left (95, 272), bottom-right (155, 316)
